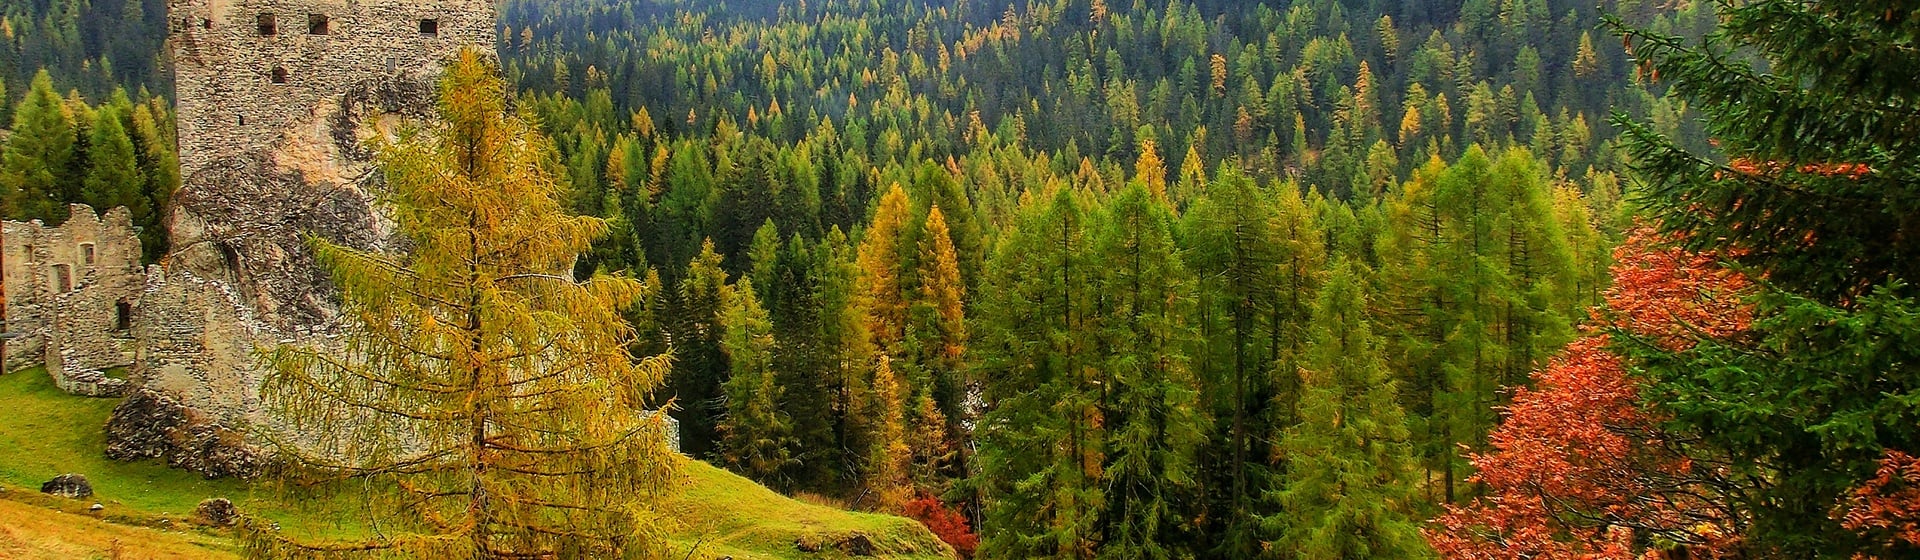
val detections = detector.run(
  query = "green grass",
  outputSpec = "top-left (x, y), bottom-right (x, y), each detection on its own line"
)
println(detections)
top-left (0, 367), bottom-right (953, 560)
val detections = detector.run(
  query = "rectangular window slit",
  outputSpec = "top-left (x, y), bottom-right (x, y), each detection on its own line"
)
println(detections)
top-left (418, 19), bottom-right (439, 35)
top-left (308, 14), bottom-right (329, 35)
top-left (257, 13), bottom-right (276, 36)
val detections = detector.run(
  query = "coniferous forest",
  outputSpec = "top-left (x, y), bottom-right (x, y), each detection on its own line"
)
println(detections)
top-left (3, 0), bottom-right (1920, 558)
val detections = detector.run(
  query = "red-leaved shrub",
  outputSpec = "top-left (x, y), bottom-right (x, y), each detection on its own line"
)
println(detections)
top-left (902, 493), bottom-right (978, 558)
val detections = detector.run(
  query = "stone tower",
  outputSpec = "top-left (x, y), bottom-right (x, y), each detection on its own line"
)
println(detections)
top-left (169, 0), bottom-right (495, 178)
top-left (159, 0), bottom-right (495, 328)
top-left (99, 0), bottom-right (497, 478)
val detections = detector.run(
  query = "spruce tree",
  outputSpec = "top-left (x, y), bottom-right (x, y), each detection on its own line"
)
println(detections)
top-left (250, 51), bottom-right (678, 559)
top-left (1269, 262), bottom-right (1431, 560)
top-left (1611, 2), bottom-right (1920, 554)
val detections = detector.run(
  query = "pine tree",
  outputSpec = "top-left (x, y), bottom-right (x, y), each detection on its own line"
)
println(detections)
top-left (1269, 262), bottom-right (1431, 559)
top-left (718, 277), bottom-right (797, 484)
top-left (3, 70), bottom-right (76, 223)
top-left (249, 51), bottom-right (678, 559)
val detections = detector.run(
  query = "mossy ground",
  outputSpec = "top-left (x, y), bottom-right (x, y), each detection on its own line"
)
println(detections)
top-left (0, 368), bottom-right (952, 559)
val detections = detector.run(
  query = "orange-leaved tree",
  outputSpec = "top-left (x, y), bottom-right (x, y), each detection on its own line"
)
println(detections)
top-left (1425, 228), bottom-right (1754, 558)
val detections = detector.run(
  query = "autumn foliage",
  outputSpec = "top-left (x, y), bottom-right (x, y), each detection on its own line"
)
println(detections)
top-left (902, 493), bottom-right (978, 559)
top-left (1425, 228), bottom-right (1754, 558)
top-left (1839, 451), bottom-right (1920, 556)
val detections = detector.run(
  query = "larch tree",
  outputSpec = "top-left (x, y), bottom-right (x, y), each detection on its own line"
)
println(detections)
top-left (857, 184), bottom-right (914, 351)
top-left (2, 69), bottom-right (76, 223)
top-left (1181, 166), bottom-right (1286, 556)
top-left (129, 99), bottom-right (178, 261)
top-left (866, 354), bottom-right (915, 512)
top-left (717, 277), bottom-right (797, 485)
top-left (1269, 262), bottom-right (1431, 560)
top-left (249, 51), bottom-right (679, 559)
top-left (1094, 184), bottom-right (1204, 560)
top-left (670, 239), bottom-right (732, 458)
top-left (975, 187), bottom-right (1102, 560)
top-left (81, 103), bottom-right (142, 216)
top-left (908, 203), bottom-right (966, 471)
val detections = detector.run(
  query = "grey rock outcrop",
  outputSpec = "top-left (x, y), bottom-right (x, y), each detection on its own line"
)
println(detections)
top-left (104, 388), bottom-right (262, 479)
top-left (40, 474), bottom-right (93, 499)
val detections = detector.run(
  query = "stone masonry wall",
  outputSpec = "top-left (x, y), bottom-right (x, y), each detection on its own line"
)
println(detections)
top-left (170, 0), bottom-right (496, 178)
top-left (2, 205), bottom-right (144, 397)
top-left (102, 0), bottom-right (498, 477)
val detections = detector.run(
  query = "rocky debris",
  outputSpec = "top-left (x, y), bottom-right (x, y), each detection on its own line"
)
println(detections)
top-left (195, 498), bottom-right (238, 526)
top-left (795, 532), bottom-right (878, 557)
top-left (836, 532), bottom-right (878, 557)
top-left (104, 388), bottom-right (262, 479)
top-left (40, 474), bottom-right (92, 498)
top-left (89, 503), bottom-right (104, 512)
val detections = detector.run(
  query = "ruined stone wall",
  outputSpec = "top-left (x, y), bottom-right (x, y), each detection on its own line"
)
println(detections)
top-left (103, 0), bottom-right (498, 477)
top-left (170, 0), bottom-right (496, 178)
top-left (166, 0), bottom-right (495, 329)
top-left (2, 205), bottom-right (145, 396)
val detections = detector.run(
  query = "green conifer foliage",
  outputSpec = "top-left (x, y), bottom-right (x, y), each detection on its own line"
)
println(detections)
top-left (1269, 262), bottom-right (1432, 559)
top-left (718, 277), bottom-right (798, 485)
top-left (80, 103), bottom-right (141, 217)
top-left (3, 70), bottom-right (77, 223)
top-left (1093, 184), bottom-right (1204, 560)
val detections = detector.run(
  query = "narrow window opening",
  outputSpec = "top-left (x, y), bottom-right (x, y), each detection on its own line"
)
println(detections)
top-left (418, 19), bottom-right (438, 35)
top-left (257, 13), bottom-right (276, 36)
top-left (81, 244), bottom-right (95, 265)
top-left (53, 265), bottom-right (71, 293)
top-left (238, 115), bottom-right (246, 126)
top-left (115, 301), bottom-right (132, 331)
top-left (308, 14), bottom-right (329, 35)
top-left (202, 18), bottom-right (213, 30)
top-left (271, 66), bottom-right (289, 84)
top-left (22, 245), bottom-right (33, 262)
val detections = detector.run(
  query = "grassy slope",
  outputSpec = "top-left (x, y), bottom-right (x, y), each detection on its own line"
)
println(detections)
top-left (0, 368), bottom-right (952, 560)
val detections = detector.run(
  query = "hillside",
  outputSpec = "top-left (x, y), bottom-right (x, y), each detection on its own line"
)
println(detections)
top-left (0, 368), bottom-right (951, 560)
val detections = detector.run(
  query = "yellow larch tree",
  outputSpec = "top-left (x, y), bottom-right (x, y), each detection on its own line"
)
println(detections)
top-left (249, 50), bottom-right (678, 559)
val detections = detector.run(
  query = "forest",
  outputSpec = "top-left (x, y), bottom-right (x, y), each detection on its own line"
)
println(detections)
top-left (2, 0), bottom-right (1918, 558)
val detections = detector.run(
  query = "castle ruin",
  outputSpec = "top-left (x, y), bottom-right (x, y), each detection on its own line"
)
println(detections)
top-left (1, 205), bottom-right (145, 397)
top-left (106, 0), bottom-right (494, 477)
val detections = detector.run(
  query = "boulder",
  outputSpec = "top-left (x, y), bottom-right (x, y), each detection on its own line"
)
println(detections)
top-left (40, 474), bottom-right (92, 498)
top-left (195, 498), bottom-right (238, 526)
